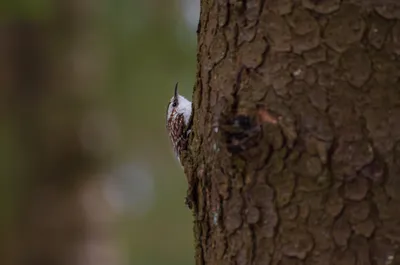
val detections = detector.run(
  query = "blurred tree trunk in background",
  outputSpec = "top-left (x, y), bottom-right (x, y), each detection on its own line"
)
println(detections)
top-left (0, 1), bottom-right (116, 265)
top-left (189, 1), bottom-right (400, 264)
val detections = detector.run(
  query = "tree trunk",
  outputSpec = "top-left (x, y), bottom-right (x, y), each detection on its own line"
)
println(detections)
top-left (188, 1), bottom-right (400, 265)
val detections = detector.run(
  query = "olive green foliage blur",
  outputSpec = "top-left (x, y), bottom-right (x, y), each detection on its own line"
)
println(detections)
top-left (0, 0), bottom-right (196, 265)
top-left (105, 2), bottom-right (196, 265)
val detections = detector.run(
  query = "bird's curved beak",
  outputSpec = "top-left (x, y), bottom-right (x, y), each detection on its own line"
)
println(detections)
top-left (174, 82), bottom-right (179, 99)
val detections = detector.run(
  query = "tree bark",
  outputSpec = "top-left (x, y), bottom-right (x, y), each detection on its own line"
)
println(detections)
top-left (188, 1), bottom-right (400, 265)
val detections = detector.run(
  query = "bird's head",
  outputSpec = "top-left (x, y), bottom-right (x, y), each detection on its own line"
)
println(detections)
top-left (166, 82), bottom-right (192, 125)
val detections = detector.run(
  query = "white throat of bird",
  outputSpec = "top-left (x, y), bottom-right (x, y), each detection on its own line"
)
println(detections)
top-left (167, 83), bottom-right (192, 125)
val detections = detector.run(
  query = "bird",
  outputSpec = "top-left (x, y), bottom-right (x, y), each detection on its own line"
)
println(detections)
top-left (166, 82), bottom-right (192, 164)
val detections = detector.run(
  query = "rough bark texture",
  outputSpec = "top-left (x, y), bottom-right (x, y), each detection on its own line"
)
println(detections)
top-left (186, 1), bottom-right (400, 265)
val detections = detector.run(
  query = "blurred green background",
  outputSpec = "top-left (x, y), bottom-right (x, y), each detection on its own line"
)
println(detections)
top-left (0, 0), bottom-right (198, 264)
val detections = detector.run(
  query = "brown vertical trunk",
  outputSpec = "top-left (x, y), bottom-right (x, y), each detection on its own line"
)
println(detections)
top-left (187, 1), bottom-right (400, 264)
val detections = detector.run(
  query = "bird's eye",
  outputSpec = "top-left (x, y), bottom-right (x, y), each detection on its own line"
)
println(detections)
top-left (172, 102), bottom-right (177, 107)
